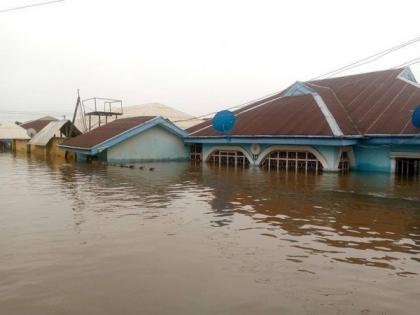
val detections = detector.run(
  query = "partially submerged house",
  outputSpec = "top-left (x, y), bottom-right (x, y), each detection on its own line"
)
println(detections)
top-left (60, 116), bottom-right (189, 163)
top-left (186, 67), bottom-right (420, 176)
top-left (20, 116), bottom-right (58, 136)
top-left (17, 116), bottom-right (58, 153)
top-left (29, 120), bottom-right (81, 159)
top-left (0, 122), bottom-right (30, 153)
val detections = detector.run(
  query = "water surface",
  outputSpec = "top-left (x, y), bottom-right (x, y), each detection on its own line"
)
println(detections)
top-left (1, 153), bottom-right (419, 314)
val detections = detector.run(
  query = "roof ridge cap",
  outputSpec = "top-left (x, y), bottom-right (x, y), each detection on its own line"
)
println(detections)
top-left (311, 93), bottom-right (343, 136)
top-left (307, 83), bottom-right (361, 135)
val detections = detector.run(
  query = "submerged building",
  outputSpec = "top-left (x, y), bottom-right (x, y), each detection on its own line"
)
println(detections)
top-left (60, 116), bottom-right (189, 163)
top-left (15, 116), bottom-right (58, 153)
top-left (29, 120), bottom-right (81, 159)
top-left (0, 122), bottom-right (30, 153)
top-left (186, 68), bottom-right (420, 175)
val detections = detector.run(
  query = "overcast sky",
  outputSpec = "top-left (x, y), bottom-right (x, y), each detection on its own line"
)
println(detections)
top-left (1, 0), bottom-right (420, 121)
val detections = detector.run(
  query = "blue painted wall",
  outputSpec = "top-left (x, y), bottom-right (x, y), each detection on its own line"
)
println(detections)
top-left (353, 145), bottom-right (391, 172)
top-left (107, 125), bottom-right (189, 163)
top-left (354, 144), bottom-right (420, 172)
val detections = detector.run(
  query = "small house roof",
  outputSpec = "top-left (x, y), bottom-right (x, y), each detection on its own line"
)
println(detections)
top-left (61, 116), bottom-right (188, 153)
top-left (29, 120), bottom-right (81, 146)
top-left (20, 116), bottom-right (58, 134)
top-left (0, 122), bottom-right (30, 140)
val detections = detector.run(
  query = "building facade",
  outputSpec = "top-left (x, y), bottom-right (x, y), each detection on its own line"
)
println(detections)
top-left (186, 68), bottom-right (420, 176)
top-left (60, 116), bottom-right (189, 163)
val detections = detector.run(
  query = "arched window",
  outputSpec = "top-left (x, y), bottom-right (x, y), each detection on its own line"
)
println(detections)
top-left (261, 150), bottom-right (323, 173)
top-left (207, 150), bottom-right (250, 167)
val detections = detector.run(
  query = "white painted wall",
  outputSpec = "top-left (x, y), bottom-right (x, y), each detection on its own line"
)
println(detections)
top-left (107, 125), bottom-right (189, 162)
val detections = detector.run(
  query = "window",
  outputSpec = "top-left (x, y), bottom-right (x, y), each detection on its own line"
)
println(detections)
top-left (207, 150), bottom-right (250, 167)
top-left (190, 144), bottom-right (202, 161)
top-left (338, 151), bottom-right (350, 172)
top-left (395, 158), bottom-right (420, 177)
top-left (261, 150), bottom-right (323, 173)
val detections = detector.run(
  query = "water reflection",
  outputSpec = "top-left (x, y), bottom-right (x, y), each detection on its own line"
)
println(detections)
top-left (1, 153), bottom-right (420, 314)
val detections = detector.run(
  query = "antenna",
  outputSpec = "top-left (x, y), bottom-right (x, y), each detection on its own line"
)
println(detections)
top-left (68, 89), bottom-right (80, 137)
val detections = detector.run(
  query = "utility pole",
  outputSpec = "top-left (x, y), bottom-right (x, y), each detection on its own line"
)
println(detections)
top-left (69, 89), bottom-right (80, 138)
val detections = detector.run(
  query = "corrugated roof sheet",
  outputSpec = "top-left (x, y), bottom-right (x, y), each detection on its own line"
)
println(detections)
top-left (21, 116), bottom-right (58, 133)
top-left (29, 120), bottom-right (80, 146)
top-left (189, 94), bottom-right (334, 137)
top-left (0, 122), bottom-right (30, 140)
top-left (307, 68), bottom-right (420, 135)
top-left (62, 116), bottom-right (156, 149)
top-left (188, 67), bottom-right (420, 137)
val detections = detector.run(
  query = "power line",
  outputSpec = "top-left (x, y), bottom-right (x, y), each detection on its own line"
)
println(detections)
top-left (0, 0), bottom-right (64, 13)
top-left (310, 36), bottom-right (420, 80)
top-left (393, 57), bottom-right (420, 69)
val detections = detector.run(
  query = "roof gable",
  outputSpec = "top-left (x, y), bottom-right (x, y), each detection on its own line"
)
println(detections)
top-left (29, 120), bottom-right (81, 146)
top-left (281, 82), bottom-right (316, 96)
top-left (61, 116), bottom-right (188, 153)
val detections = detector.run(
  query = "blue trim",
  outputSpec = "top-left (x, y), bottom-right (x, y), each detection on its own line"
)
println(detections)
top-left (185, 137), bottom-right (358, 146)
top-left (282, 81), bottom-right (315, 96)
top-left (362, 137), bottom-right (420, 145)
top-left (60, 116), bottom-right (188, 155)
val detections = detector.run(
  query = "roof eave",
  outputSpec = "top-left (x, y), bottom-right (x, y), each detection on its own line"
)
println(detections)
top-left (59, 116), bottom-right (188, 154)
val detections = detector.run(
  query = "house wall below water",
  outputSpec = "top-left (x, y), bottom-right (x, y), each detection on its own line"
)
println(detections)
top-left (0, 140), bottom-right (12, 152)
top-left (13, 139), bottom-right (29, 154)
top-left (30, 138), bottom-right (74, 161)
top-left (353, 144), bottom-right (420, 173)
top-left (197, 142), bottom-right (420, 173)
top-left (107, 125), bottom-right (189, 163)
top-left (200, 143), bottom-right (344, 171)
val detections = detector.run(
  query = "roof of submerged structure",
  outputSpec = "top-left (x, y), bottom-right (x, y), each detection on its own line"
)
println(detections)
top-left (29, 120), bottom-right (81, 146)
top-left (0, 122), bottom-right (30, 140)
top-left (20, 116), bottom-right (58, 134)
top-left (188, 67), bottom-right (420, 137)
top-left (60, 116), bottom-right (188, 153)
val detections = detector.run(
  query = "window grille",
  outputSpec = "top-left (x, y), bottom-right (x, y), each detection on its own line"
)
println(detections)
top-left (261, 150), bottom-right (323, 173)
top-left (190, 144), bottom-right (202, 161)
top-left (207, 150), bottom-right (250, 167)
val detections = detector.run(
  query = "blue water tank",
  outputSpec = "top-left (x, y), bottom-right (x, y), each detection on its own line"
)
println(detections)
top-left (412, 106), bottom-right (420, 128)
top-left (212, 110), bottom-right (236, 134)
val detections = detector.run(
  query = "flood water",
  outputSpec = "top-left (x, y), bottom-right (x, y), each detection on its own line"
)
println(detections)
top-left (1, 153), bottom-right (420, 314)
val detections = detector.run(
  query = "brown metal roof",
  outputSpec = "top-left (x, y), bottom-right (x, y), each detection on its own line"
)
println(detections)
top-left (188, 67), bottom-right (420, 137)
top-left (189, 94), bottom-right (334, 137)
top-left (62, 116), bottom-right (156, 149)
top-left (20, 117), bottom-right (57, 133)
top-left (308, 68), bottom-right (420, 135)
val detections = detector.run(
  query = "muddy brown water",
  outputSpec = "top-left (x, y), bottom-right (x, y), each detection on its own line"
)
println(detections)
top-left (0, 153), bottom-right (419, 314)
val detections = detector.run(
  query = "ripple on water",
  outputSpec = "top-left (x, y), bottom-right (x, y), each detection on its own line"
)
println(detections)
top-left (1, 153), bottom-right (420, 314)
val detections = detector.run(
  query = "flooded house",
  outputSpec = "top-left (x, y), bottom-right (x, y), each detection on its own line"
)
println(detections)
top-left (59, 116), bottom-right (189, 163)
top-left (28, 120), bottom-right (81, 160)
top-left (0, 122), bottom-right (30, 153)
top-left (186, 67), bottom-right (420, 176)
top-left (17, 116), bottom-right (58, 153)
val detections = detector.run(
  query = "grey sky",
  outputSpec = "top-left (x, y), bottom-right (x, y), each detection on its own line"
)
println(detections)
top-left (1, 0), bottom-right (420, 122)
